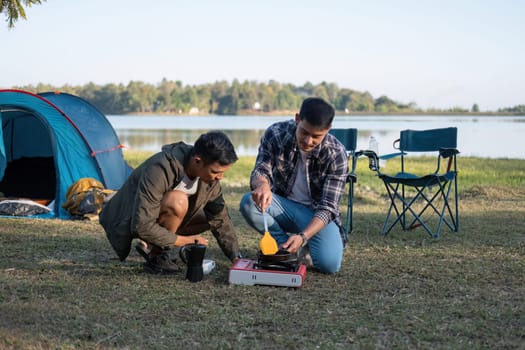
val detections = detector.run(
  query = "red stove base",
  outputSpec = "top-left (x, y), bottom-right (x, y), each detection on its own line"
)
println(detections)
top-left (229, 258), bottom-right (306, 288)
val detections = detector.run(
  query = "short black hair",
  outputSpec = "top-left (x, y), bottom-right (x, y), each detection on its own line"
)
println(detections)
top-left (298, 97), bottom-right (335, 130)
top-left (192, 131), bottom-right (238, 165)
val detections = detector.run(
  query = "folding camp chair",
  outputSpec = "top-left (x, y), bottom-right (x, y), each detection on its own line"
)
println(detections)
top-left (362, 127), bottom-right (459, 238)
top-left (329, 128), bottom-right (359, 244)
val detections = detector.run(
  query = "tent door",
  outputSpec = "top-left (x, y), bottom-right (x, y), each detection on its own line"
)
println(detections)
top-left (0, 109), bottom-right (57, 202)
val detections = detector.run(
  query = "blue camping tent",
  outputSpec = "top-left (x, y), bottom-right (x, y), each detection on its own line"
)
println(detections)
top-left (0, 89), bottom-right (132, 218)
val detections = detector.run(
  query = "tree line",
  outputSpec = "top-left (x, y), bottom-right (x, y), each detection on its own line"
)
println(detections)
top-left (15, 79), bottom-right (522, 116)
top-left (15, 79), bottom-right (471, 116)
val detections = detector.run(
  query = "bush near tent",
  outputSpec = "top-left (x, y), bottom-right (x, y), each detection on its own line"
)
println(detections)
top-left (0, 89), bottom-right (132, 218)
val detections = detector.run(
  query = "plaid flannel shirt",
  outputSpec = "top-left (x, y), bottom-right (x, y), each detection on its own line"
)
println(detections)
top-left (251, 120), bottom-right (349, 227)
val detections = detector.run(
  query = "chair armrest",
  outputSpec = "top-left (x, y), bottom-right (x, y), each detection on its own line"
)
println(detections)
top-left (357, 150), bottom-right (404, 160)
top-left (439, 148), bottom-right (459, 158)
top-left (358, 150), bottom-right (377, 159)
top-left (358, 150), bottom-right (406, 173)
top-left (380, 152), bottom-right (405, 160)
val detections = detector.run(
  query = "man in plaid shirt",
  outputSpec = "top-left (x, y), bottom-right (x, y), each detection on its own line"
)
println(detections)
top-left (240, 97), bottom-right (348, 273)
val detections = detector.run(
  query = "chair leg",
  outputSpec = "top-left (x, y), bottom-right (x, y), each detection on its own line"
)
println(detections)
top-left (401, 184), bottom-right (407, 229)
top-left (381, 182), bottom-right (413, 235)
top-left (402, 186), bottom-right (437, 237)
top-left (440, 179), bottom-right (459, 232)
top-left (417, 180), bottom-right (458, 235)
top-left (407, 187), bottom-right (442, 231)
top-left (347, 181), bottom-right (354, 235)
top-left (381, 183), bottom-right (399, 235)
top-left (381, 178), bottom-right (458, 238)
top-left (454, 174), bottom-right (459, 231)
top-left (343, 181), bottom-right (353, 243)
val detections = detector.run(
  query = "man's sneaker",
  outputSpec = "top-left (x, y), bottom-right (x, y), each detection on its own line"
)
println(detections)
top-left (298, 246), bottom-right (313, 268)
top-left (143, 253), bottom-right (181, 275)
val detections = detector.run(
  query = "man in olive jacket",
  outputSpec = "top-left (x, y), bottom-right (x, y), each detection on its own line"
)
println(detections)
top-left (100, 131), bottom-right (241, 274)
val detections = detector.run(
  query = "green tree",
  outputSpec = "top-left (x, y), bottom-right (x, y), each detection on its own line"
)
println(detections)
top-left (341, 91), bottom-right (374, 112)
top-left (208, 80), bottom-right (230, 113)
top-left (334, 89), bottom-right (351, 111)
top-left (322, 81), bottom-right (339, 103)
top-left (126, 81), bottom-right (158, 113)
top-left (180, 86), bottom-right (200, 112)
top-left (194, 85), bottom-right (211, 113)
top-left (216, 95), bottom-right (237, 115)
top-left (261, 81), bottom-right (278, 112)
top-left (238, 80), bottom-right (258, 110)
top-left (275, 84), bottom-right (300, 111)
top-left (1, 0), bottom-right (44, 28)
top-left (498, 105), bottom-right (525, 114)
top-left (375, 95), bottom-right (398, 113)
top-left (471, 103), bottom-right (480, 113)
top-left (448, 106), bottom-right (469, 113)
top-left (312, 84), bottom-right (329, 102)
top-left (299, 82), bottom-right (314, 96)
top-left (91, 83), bottom-right (127, 115)
top-left (157, 78), bottom-right (179, 112)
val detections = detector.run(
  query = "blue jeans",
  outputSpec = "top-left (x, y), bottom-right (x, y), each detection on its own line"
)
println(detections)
top-left (240, 192), bottom-right (343, 273)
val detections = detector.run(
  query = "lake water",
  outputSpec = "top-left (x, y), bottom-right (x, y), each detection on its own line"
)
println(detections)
top-left (107, 115), bottom-right (525, 159)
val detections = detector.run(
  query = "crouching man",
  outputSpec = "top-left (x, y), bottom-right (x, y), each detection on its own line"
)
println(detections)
top-left (100, 131), bottom-right (242, 274)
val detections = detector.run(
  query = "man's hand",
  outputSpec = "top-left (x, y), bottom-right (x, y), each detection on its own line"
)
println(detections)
top-left (281, 234), bottom-right (304, 254)
top-left (251, 179), bottom-right (272, 212)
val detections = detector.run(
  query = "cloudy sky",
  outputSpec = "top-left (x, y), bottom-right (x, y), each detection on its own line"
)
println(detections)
top-left (1, 0), bottom-right (523, 111)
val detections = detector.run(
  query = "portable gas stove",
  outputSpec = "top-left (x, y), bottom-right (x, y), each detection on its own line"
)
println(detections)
top-left (229, 251), bottom-right (307, 288)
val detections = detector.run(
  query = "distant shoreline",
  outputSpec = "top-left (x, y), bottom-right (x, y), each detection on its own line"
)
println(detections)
top-left (125, 110), bottom-right (524, 117)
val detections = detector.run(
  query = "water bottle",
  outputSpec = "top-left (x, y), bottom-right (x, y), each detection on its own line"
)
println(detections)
top-left (369, 136), bottom-right (385, 168)
top-left (369, 136), bottom-right (378, 154)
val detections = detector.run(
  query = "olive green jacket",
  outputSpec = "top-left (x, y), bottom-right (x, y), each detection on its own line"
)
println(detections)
top-left (99, 142), bottom-right (240, 261)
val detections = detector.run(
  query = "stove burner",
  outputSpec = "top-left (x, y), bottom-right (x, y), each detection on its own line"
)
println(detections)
top-left (255, 258), bottom-right (299, 272)
top-left (253, 249), bottom-right (301, 272)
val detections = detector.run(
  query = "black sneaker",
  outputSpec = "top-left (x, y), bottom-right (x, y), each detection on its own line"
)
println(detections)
top-left (143, 253), bottom-right (181, 275)
top-left (135, 243), bottom-right (151, 261)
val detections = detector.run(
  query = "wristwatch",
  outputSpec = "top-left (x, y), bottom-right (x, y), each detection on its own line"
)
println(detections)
top-left (297, 232), bottom-right (308, 247)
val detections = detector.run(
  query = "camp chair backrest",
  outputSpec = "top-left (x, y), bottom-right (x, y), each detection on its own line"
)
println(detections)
top-left (399, 127), bottom-right (457, 152)
top-left (329, 128), bottom-right (357, 154)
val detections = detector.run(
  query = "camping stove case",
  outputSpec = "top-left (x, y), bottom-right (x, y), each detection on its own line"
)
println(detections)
top-left (229, 258), bottom-right (306, 288)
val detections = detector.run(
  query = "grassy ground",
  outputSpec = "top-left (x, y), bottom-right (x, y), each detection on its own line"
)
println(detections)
top-left (0, 154), bottom-right (524, 349)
